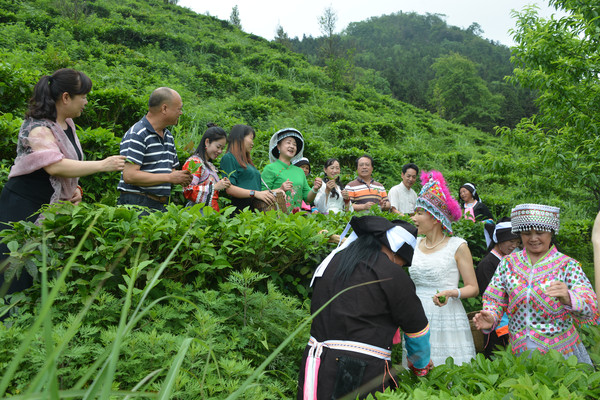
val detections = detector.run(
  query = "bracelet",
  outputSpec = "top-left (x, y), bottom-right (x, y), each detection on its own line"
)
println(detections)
top-left (311, 187), bottom-right (318, 194)
top-left (456, 288), bottom-right (461, 299)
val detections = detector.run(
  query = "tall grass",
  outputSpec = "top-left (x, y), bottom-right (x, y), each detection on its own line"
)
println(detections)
top-left (0, 217), bottom-right (195, 399)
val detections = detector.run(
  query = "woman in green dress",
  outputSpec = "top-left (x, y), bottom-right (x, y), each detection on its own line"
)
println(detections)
top-left (220, 124), bottom-right (276, 212)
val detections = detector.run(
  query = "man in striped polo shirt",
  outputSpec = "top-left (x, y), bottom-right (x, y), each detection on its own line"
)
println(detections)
top-left (344, 155), bottom-right (391, 212)
top-left (117, 87), bottom-right (192, 212)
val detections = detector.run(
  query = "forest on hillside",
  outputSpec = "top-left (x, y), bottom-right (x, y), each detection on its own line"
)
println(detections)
top-left (283, 11), bottom-right (538, 132)
top-left (0, 0), bottom-right (599, 398)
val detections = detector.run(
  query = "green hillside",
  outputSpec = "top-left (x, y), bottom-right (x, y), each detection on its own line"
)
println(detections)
top-left (287, 11), bottom-right (537, 132)
top-left (0, 1), bottom-right (598, 398)
top-left (0, 0), bottom-right (592, 216)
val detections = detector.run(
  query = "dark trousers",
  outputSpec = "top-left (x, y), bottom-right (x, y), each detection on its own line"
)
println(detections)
top-left (117, 192), bottom-right (167, 215)
top-left (483, 330), bottom-right (509, 358)
top-left (0, 186), bottom-right (43, 298)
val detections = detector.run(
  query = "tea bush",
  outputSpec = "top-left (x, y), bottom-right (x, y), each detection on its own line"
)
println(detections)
top-left (0, 203), bottom-right (597, 398)
top-left (379, 348), bottom-right (600, 399)
top-left (0, 266), bottom-right (309, 398)
top-left (81, 87), bottom-right (146, 134)
top-left (0, 203), bottom-right (340, 299)
top-left (0, 62), bottom-right (37, 115)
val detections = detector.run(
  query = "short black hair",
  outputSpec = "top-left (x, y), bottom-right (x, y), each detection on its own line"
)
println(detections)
top-left (402, 163), bottom-right (419, 174)
top-left (355, 154), bottom-right (374, 169)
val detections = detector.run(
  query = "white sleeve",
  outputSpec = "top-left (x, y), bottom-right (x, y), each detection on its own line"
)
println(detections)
top-left (388, 186), bottom-right (400, 209)
top-left (314, 184), bottom-right (328, 212)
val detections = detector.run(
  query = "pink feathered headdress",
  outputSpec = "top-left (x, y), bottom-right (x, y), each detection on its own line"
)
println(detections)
top-left (416, 170), bottom-right (461, 234)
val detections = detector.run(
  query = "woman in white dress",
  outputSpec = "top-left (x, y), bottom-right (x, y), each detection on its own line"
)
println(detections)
top-left (406, 170), bottom-right (478, 366)
top-left (314, 158), bottom-right (351, 214)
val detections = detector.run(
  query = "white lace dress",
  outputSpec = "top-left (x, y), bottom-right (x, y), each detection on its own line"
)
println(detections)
top-left (404, 236), bottom-right (476, 366)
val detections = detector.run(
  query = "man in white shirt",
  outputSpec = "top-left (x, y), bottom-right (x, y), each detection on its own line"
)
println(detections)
top-left (389, 163), bottom-right (419, 215)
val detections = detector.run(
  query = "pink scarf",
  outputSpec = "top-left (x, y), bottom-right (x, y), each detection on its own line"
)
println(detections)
top-left (9, 117), bottom-right (82, 206)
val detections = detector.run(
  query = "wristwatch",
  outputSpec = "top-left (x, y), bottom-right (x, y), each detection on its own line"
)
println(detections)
top-left (249, 190), bottom-right (255, 197)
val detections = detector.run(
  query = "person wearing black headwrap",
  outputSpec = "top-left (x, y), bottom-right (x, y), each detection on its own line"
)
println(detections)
top-left (458, 182), bottom-right (493, 222)
top-left (476, 217), bottom-right (520, 358)
top-left (298, 216), bottom-right (432, 400)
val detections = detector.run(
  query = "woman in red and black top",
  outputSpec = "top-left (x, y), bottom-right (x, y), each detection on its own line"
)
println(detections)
top-left (182, 123), bottom-right (231, 211)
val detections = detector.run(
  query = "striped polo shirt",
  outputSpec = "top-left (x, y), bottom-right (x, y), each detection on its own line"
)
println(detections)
top-left (344, 178), bottom-right (388, 207)
top-left (117, 116), bottom-right (180, 197)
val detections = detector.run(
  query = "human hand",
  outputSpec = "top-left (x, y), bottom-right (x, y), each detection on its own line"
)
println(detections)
top-left (408, 359), bottom-right (434, 377)
top-left (359, 201), bottom-right (377, 210)
top-left (432, 290), bottom-right (453, 307)
top-left (280, 179), bottom-right (293, 191)
top-left (472, 310), bottom-right (495, 331)
top-left (255, 190), bottom-right (276, 206)
top-left (341, 189), bottom-right (349, 201)
top-left (102, 155), bottom-right (127, 172)
top-left (214, 177), bottom-right (231, 191)
top-left (171, 169), bottom-right (193, 186)
top-left (318, 229), bottom-right (341, 243)
top-left (379, 198), bottom-right (391, 210)
top-left (313, 177), bottom-right (323, 191)
top-left (545, 280), bottom-right (571, 306)
top-left (325, 179), bottom-right (336, 194)
top-left (69, 186), bottom-right (82, 205)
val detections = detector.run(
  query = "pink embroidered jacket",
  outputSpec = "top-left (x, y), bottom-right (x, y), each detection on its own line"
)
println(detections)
top-left (483, 246), bottom-right (598, 356)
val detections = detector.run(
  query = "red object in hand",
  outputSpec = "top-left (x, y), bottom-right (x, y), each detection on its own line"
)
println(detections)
top-left (408, 360), bottom-right (434, 376)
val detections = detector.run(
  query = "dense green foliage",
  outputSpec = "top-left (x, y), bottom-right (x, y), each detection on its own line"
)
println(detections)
top-left (1, 204), bottom-right (598, 398)
top-left (0, 0), bottom-right (596, 216)
top-left (0, 0), bottom-right (598, 398)
top-left (502, 1), bottom-right (600, 202)
top-left (429, 53), bottom-right (503, 132)
top-left (1, 205), bottom-right (317, 398)
top-left (288, 12), bottom-right (538, 131)
top-left (382, 344), bottom-right (600, 399)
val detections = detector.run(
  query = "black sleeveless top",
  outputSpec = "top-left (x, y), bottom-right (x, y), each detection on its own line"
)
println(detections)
top-left (4, 125), bottom-right (81, 204)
